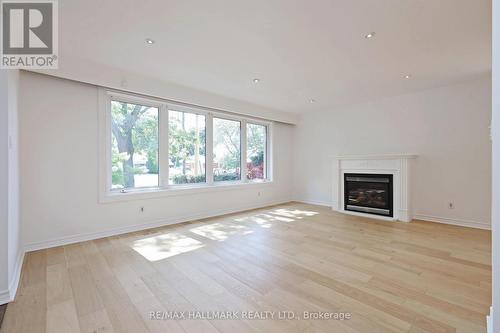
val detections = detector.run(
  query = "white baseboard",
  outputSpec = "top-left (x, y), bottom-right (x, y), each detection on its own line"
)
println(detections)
top-left (0, 249), bottom-right (26, 305)
top-left (487, 306), bottom-right (493, 333)
top-left (414, 213), bottom-right (490, 230)
top-left (8, 250), bottom-right (25, 302)
top-left (294, 199), bottom-right (490, 230)
top-left (24, 198), bottom-right (292, 252)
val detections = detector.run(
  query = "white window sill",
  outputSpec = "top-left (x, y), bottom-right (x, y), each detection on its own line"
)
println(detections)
top-left (100, 180), bottom-right (273, 203)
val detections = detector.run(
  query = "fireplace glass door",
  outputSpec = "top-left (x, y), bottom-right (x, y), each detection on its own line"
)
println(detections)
top-left (344, 174), bottom-right (393, 217)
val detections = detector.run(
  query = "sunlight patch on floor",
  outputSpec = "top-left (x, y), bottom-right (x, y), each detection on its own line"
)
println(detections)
top-left (190, 222), bottom-right (253, 241)
top-left (271, 208), bottom-right (319, 217)
top-left (272, 216), bottom-right (295, 222)
top-left (248, 216), bottom-right (273, 228)
top-left (255, 212), bottom-right (295, 223)
top-left (131, 232), bottom-right (204, 261)
top-left (234, 215), bottom-right (273, 228)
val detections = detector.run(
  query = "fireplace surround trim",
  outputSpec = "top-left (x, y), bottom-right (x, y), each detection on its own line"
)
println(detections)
top-left (332, 154), bottom-right (417, 222)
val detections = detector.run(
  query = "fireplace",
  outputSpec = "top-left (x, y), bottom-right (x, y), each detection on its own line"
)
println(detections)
top-left (344, 173), bottom-right (393, 217)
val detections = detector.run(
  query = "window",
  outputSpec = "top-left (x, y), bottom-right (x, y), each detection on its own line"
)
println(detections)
top-left (213, 118), bottom-right (241, 182)
top-left (101, 90), bottom-right (271, 198)
top-left (168, 110), bottom-right (206, 185)
top-left (247, 123), bottom-right (266, 181)
top-left (110, 100), bottom-right (159, 190)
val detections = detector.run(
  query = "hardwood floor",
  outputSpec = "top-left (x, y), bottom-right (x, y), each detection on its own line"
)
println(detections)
top-left (0, 203), bottom-right (491, 333)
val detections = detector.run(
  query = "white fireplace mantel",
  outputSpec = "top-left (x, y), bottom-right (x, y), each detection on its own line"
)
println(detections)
top-left (332, 154), bottom-right (417, 222)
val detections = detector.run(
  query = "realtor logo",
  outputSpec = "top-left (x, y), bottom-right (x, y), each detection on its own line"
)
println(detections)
top-left (1, 0), bottom-right (58, 68)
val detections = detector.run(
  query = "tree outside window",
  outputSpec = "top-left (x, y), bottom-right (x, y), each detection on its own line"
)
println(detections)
top-left (111, 101), bottom-right (158, 189)
top-left (168, 111), bottom-right (206, 184)
top-left (247, 123), bottom-right (266, 180)
top-left (213, 118), bottom-right (241, 182)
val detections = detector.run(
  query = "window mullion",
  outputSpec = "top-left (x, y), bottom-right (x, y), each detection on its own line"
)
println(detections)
top-left (206, 113), bottom-right (214, 185)
top-left (104, 92), bottom-right (113, 192)
top-left (264, 125), bottom-right (268, 180)
top-left (241, 120), bottom-right (248, 183)
top-left (267, 123), bottom-right (272, 181)
top-left (159, 104), bottom-right (169, 188)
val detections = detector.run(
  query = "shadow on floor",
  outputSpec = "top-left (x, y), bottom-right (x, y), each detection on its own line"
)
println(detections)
top-left (0, 304), bottom-right (6, 330)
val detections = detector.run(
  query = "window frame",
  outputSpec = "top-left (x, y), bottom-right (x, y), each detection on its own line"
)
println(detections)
top-left (99, 88), bottom-right (273, 203)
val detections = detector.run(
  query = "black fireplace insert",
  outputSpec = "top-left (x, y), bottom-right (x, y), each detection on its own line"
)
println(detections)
top-left (344, 173), bottom-right (393, 217)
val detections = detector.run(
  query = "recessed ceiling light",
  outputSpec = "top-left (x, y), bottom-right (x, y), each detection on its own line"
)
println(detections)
top-left (145, 38), bottom-right (155, 45)
top-left (253, 78), bottom-right (260, 83)
top-left (309, 99), bottom-right (316, 103)
top-left (365, 32), bottom-right (375, 39)
top-left (404, 74), bottom-right (411, 79)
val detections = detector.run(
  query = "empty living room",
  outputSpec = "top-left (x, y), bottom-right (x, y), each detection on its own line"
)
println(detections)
top-left (2, 0), bottom-right (500, 332)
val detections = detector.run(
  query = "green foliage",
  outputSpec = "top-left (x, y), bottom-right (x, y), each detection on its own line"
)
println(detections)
top-left (214, 173), bottom-right (240, 182)
top-left (110, 104), bottom-right (267, 187)
top-left (134, 116), bottom-right (158, 153)
top-left (169, 124), bottom-right (197, 166)
top-left (218, 153), bottom-right (239, 170)
top-left (172, 174), bottom-right (206, 184)
top-left (146, 150), bottom-right (158, 174)
top-left (250, 150), bottom-right (264, 166)
top-left (111, 147), bottom-right (126, 186)
top-left (213, 118), bottom-right (241, 171)
top-left (168, 112), bottom-right (205, 174)
top-left (247, 123), bottom-right (265, 160)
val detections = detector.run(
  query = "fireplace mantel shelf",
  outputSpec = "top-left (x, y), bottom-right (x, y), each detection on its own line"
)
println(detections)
top-left (332, 154), bottom-right (418, 222)
top-left (336, 154), bottom-right (417, 160)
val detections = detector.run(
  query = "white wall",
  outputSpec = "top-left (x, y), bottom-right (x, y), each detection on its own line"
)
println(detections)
top-left (0, 71), bottom-right (10, 303)
top-left (491, 0), bottom-right (499, 330)
top-left (19, 71), bottom-right (294, 248)
top-left (0, 69), bottom-right (21, 304)
top-left (7, 70), bottom-right (21, 297)
top-left (33, 56), bottom-right (298, 125)
top-left (294, 75), bottom-right (492, 229)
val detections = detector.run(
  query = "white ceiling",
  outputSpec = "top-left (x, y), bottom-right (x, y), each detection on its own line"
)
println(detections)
top-left (59, 0), bottom-right (491, 113)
